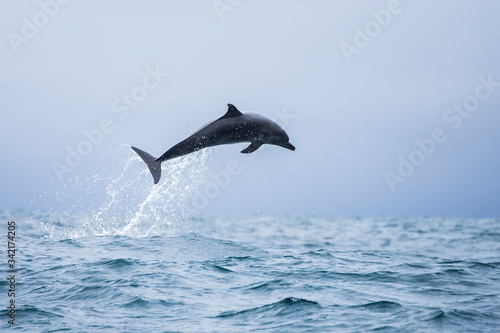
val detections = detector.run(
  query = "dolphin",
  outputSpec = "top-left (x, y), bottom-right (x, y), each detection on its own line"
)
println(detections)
top-left (131, 104), bottom-right (295, 184)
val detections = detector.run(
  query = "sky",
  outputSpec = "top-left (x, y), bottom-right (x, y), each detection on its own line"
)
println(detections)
top-left (1, 0), bottom-right (499, 217)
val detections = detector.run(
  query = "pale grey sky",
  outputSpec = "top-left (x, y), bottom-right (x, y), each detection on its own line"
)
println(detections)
top-left (1, 0), bottom-right (499, 217)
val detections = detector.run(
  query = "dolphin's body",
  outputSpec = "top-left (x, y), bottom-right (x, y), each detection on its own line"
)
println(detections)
top-left (131, 104), bottom-right (295, 184)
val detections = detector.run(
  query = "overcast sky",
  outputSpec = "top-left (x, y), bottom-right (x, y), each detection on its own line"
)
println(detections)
top-left (1, 0), bottom-right (499, 217)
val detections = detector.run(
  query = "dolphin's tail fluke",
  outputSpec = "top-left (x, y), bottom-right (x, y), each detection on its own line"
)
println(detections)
top-left (131, 146), bottom-right (162, 184)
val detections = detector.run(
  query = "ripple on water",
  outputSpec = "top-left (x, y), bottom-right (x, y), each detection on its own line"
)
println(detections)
top-left (217, 297), bottom-right (322, 319)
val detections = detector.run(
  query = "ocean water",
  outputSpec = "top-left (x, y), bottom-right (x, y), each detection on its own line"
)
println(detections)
top-left (2, 150), bottom-right (500, 332)
top-left (2, 213), bottom-right (500, 332)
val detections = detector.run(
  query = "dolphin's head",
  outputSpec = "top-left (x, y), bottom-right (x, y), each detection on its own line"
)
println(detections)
top-left (243, 112), bottom-right (296, 151)
top-left (266, 125), bottom-right (296, 151)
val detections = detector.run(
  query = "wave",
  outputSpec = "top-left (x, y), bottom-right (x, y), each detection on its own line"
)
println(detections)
top-left (216, 297), bottom-right (322, 319)
top-left (242, 279), bottom-right (292, 292)
top-left (96, 258), bottom-right (139, 269)
top-left (0, 305), bottom-right (64, 321)
top-left (351, 300), bottom-right (402, 312)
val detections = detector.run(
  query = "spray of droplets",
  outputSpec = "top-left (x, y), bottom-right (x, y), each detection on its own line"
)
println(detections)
top-left (29, 145), bottom-right (212, 238)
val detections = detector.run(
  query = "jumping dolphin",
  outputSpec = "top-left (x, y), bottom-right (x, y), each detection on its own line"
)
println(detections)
top-left (131, 104), bottom-right (295, 184)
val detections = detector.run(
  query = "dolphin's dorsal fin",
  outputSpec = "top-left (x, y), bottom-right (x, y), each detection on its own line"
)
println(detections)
top-left (221, 104), bottom-right (243, 119)
top-left (241, 142), bottom-right (262, 154)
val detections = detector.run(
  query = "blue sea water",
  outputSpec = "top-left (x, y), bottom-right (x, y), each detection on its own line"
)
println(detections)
top-left (2, 213), bottom-right (499, 332)
top-left (1, 151), bottom-right (500, 332)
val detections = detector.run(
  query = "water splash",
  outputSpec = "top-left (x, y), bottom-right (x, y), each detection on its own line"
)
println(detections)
top-left (30, 145), bottom-right (212, 238)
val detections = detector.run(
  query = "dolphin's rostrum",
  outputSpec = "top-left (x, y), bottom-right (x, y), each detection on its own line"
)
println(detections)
top-left (131, 104), bottom-right (295, 184)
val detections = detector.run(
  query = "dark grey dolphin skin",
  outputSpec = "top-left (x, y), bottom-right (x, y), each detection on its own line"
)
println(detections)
top-left (131, 104), bottom-right (295, 184)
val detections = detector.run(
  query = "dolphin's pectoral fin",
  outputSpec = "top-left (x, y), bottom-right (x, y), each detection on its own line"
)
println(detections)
top-left (241, 142), bottom-right (262, 154)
